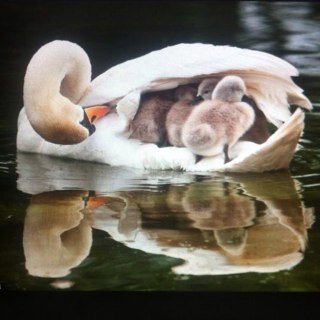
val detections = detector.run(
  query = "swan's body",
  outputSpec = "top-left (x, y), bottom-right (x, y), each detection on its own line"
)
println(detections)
top-left (17, 40), bottom-right (312, 172)
top-left (182, 76), bottom-right (255, 158)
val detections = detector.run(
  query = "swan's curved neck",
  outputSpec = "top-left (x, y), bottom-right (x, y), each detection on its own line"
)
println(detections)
top-left (23, 40), bottom-right (92, 144)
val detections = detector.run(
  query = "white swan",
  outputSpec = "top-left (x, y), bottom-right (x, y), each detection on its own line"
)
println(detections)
top-left (17, 40), bottom-right (312, 172)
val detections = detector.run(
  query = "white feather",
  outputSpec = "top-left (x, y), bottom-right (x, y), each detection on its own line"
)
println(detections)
top-left (79, 43), bottom-right (311, 127)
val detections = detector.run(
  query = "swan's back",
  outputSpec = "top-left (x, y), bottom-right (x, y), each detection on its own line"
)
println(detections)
top-left (79, 43), bottom-right (311, 127)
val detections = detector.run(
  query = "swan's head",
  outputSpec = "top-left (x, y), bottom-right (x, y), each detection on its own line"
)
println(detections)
top-left (211, 76), bottom-right (246, 103)
top-left (23, 40), bottom-right (111, 145)
top-left (197, 78), bottom-right (220, 100)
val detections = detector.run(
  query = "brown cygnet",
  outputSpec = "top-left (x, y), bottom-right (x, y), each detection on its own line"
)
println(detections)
top-left (129, 90), bottom-right (174, 146)
top-left (165, 85), bottom-right (197, 147)
top-left (197, 78), bottom-right (220, 100)
top-left (181, 76), bottom-right (255, 162)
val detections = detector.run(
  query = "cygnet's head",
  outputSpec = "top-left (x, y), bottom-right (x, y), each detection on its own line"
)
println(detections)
top-left (211, 76), bottom-right (246, 103)
top-left (174, 85), bottom-right (197, 101)
top-left (197, 78), bottom-right (220, 100)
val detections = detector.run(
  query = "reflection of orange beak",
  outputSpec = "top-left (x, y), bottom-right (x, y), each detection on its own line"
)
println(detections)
top-left (84, 105), bottom-right (111, 124)
top-left (86, 196), bottom-right (110, 209)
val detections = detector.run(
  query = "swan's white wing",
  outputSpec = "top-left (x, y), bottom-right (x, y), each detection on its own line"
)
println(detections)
top-left (236, 72), bottom-right (310, 126)
top-left (79, 43), bottom-right (311, 126)
top-left (222, 108), bottom-right (305, 172)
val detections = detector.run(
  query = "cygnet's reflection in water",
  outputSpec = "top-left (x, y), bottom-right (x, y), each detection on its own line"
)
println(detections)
top-left (17, 153), bottom-right (314, 278)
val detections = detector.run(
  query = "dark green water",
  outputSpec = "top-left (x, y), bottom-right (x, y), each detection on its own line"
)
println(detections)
top-left (0, 1), bottom-right (319, 291)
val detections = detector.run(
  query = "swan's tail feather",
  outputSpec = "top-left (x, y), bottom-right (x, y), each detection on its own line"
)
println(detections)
top-left (288, 92), bottom-right (312, 111)
top-left (221, 108), bottom-right (304, 173)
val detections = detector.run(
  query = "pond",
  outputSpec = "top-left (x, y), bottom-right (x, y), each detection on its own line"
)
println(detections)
top-left (0, 1), bottom-right (319, 291)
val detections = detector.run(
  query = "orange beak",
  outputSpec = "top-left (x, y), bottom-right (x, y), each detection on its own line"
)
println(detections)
top-left (84, 105), bottom-right (111, 124)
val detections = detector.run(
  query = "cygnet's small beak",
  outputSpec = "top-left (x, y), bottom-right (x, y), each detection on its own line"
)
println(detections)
top-left (191, 95), bottom-right (204, 106)
top-left (80, 105), bottom-right (111, 136)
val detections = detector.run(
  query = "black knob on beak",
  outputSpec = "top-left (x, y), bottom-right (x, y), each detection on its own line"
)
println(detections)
top-left (80, 110), bottom-right (96, 136)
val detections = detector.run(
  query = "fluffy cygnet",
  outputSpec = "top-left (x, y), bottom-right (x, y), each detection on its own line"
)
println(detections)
top-left (165, 85), bottom-right (197, 147)
top-left (198, 78), bottom-right (270, 144)
top-left (129, 90), bottom-right (174, 146)
top-left (181, 76), bottom-right (255, 162)
top-left (197, 78), bottom-right (220, 100)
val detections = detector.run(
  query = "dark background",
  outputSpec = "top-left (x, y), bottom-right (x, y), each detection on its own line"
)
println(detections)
top-left (1, 0), bottom-right (319, 130)
top-left (0, 1), bottom-right (243, 125)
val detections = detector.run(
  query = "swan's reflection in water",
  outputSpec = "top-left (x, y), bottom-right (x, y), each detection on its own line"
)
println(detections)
top-left (23, 191), bottom-right (92, 278)
top-left (17, 153), bottom-right (314, 278)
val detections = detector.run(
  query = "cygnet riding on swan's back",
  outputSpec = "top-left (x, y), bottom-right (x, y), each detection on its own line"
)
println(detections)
top-left (129, 90), bottom-right (174, 146)
top-left (182, 76), bottom-right (255, 162)
top-left (165, 85), bottom-right (197, 147)
top-left (129, 85), bottom-right (197, 147)
top-left (197, 78), bottom-right (220, 100)
top-left (197, 77), bottom-right (270, 144)
top-left (17, 40), bottom-right (312, 172)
